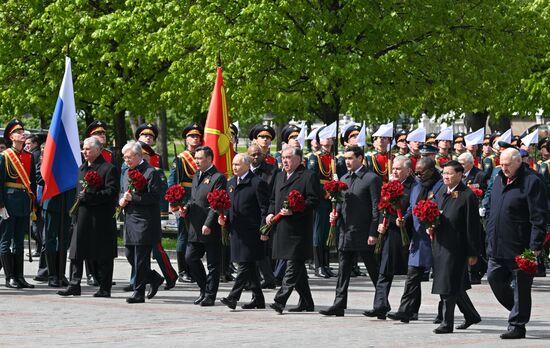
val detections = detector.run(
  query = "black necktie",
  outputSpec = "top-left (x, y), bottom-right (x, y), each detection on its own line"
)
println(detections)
top-left (237, 177), bottom-right (241, 185)
top-left (198, 172), bottom-right (203, 183)
top-left (349, 172), bottom-right (357, 185)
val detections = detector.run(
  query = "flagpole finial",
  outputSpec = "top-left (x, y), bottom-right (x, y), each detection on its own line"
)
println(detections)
top-left (217, 52), bottom-right (222, 67)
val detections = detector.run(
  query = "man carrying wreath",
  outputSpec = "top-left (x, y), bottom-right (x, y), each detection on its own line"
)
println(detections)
top-left (265, 145), bottom-right (320, 314)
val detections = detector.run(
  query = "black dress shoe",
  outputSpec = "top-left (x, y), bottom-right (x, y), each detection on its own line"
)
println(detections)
top-left (123, 284), bottom-right (134, 292)
top-left (314, 267), bottom-right (330, 278)
top-left (220, 274), bottom-right (234, 283)
top-left (270, 302), bottom-right (284, 314)
top-left (500, 328), bottom-right (526, 339)
top-left (57, 286), bottom-right (81, 296)
top-left (387, 312), bottom-right (410, 323)
top-left (242, 300), bottom-right (266, 309)
top-left (456, 318), bottom-right (481, 330)
top-left (319, 307), bottom-right (344, 316)
top-left (220, 297), bottom-right (237, 310)
top-left (178, 272), bottom-right (194, 283)
top-left (93, 289), bottom-right (111, 298)
top-left (32, 250), bottom-right (40, 257)
top-left (261, 281), bottom-right (276, 289)
top-left (15, 277), bottom-right (34, 288)
top-left (48, 277), bottom-right (62, 288)
top-left (433, 317), bottom-right (442, 324)
top-left (324, 266), bottom-right (336, 277)
top-left (200, 297), bottom-right (215, 306)
top-left (433, 326), bottom-right (453, 334)
top-left (164, 278), bottom-right (176, 290)
top-left (409, 313), bottom-right (419, 321)
top-left (147, 271), bottom-right (164, 300)
top-left (288, 305), bottom-right (314, 312)
top-left (33, 274), bottom-right (49, 282)
top-left (194, 294), bottom-right (205, 305)
top-left (126, 294), bottom-right (145, 303)
top-left (362, 309), bottom-right (386, 319)
top-left (6, 279), bottom-right (21, 289)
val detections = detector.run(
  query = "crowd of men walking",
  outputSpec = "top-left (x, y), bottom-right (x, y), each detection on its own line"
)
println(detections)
top-left (0, 118), bottom-right (548, 340)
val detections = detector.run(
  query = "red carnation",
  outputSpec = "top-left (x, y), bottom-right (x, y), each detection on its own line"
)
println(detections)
top-left (515, 250), bottom-right (538, 276)
top-left (260, 190), bottom-right (306, 235)
top-left (412, 199), bottom-right (441, 241)
top-left (207, 189), bottom-right (232, 246)
top-left (376, 180), bottom-right (407, 253)
top-left (165, 184), bottom-right (186, 208)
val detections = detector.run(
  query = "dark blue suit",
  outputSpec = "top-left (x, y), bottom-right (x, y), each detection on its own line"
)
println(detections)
top-left (485, 164), bottom-right (548, 333)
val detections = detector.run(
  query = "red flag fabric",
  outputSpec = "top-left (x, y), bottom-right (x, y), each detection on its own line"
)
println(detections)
top-left (203, 66), bottom-right (234, 178)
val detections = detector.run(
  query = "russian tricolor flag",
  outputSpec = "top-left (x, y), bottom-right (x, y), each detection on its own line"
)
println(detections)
top-left (41, 56), bottom-right (82, 202)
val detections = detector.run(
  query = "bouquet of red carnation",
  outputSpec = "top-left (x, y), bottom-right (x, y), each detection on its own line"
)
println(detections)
top-left (468, 185), bottom-right (484, 199)
top-left (515, 249), bottom-right (538, 276)
top-left (412, 199), bottom-right (441, 241)
top-left (165, 184), bottom-right (186, 210)
top-left (324, 180), bottom-right (348, 248)
top-left (260, 190), bottom-right (305, 235)
top-left (115, 169), bottom-right (148, 218)
top-left (375, 180), bottom-right (406, 253)
top-left (207, 189), bottom-right (232, 246)
top-left (69, 170), bottom-right (102, 216)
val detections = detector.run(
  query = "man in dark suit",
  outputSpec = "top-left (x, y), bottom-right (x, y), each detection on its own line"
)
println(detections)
top-left (265, 145), bottom-right (320, 314)
top-left (117, 141), bottom-right (164, 303)
top-left (319, 145), bottom-right (382, 317)
top-left (458, 152), bottom-right (488, 284)
top-left (182, 146), bottom-right (227, 306)
top-left (57, 137), bottom-right (119, 297)
top-left (387, 157), bottom-right (444, 323)
top-left (485, 148), bottom-right (548, 339)
top-left (431, 160), bottom-right (482, 334)
top-left (248, 144), bottom-right (278, 289)
top-left (220, 153), bottom-right (270, 309)
top-left (363, 155), bottom-right (415, 319)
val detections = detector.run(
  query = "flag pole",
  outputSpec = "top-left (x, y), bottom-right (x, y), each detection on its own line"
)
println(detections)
top-left (332, 117), bottom-right (339, 180)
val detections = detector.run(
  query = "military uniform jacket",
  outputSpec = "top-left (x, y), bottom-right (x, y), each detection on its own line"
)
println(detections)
top-left (337, 166), bottom-right (382, 251)
top-left (0, 148), bottom-right (36, 217)
top-left (168, 150), bottom-right (197, 199)
top-left (186, 165), bottom-right (227, 244)
top-left (432, 182), bottom-right (481, 295)
top-left (463, 166), bottom-right (487, 190)
top-left (70, 155), bottom-right (119, 260)
top-left (365, 151), bottom-right (391, 183)
top-left (121, 160), bottom-right (162, 246)
top-left (269, 165), bottom-right (320, 261)
top-left (486, 164), bottom-right (548, 259)
top-left (226, 172), bottom-right (270, 262)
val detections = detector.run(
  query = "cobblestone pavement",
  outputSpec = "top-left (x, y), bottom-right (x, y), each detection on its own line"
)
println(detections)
top-left (0, 257), bottom-right (549, 347)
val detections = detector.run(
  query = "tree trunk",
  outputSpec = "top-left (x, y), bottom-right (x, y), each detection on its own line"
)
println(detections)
top-left (113, 109), bottom-right (127, 168)
top-left (156, 109), bottom-right (168, 170)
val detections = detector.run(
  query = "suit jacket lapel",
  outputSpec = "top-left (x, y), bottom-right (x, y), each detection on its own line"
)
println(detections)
top-left (281, 166), bottom-right (303, 190)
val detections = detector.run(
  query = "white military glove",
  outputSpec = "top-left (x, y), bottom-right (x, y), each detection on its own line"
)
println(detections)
top-left (0, 207), bottom-right (10, 220)
top-left (478, 207), bottom-right (486, 217)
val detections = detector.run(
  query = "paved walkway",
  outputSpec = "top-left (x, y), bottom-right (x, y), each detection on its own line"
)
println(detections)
top-left (0, 257), bottom-right (549, 347)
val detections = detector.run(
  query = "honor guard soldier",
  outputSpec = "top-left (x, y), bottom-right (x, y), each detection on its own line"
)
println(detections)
top-left (395, 129), bottom-right (409, 156)
top-left (249, 125), bottom-right (277, 166)
top-left (482, 132), bottom-right (501, 177)
top-left (307, 126), bottom-right (336, 278)
top-left (337, 123), bottom-right (361, 178)
top-left (276, 124), bottom-right (302, 168)
top-left (420, 144), bottom-right (438, 161)
top-left (405, 127), bottom-right (426, 171)
top-left (230, 123), bottom-right (239, 153)
top-left (435, 127), bottom-right (453, 168)
top-left (366, 123), bottom-right (393, 183)
top-left (168, 123), bottom-right (203, 283)
top-left (536, 137), bottom-right (550, 276)
top-left (0, 119), bottom-right (37, 289)
top-left (86, 120), bottom-right (112, 163)
top-left (453, 132), bottom-right (467, 160)
top-left (425, 132), bottom-right (437, 146)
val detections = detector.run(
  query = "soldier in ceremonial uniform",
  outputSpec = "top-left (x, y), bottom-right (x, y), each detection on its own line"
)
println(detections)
top-left (426, 132), bottom-right (437, 146)
top-left (406, 128), bottom-right (426, 171)
top-left (249, 124), bottom-right (277, 166)
top-left (536, 137), bottom-right (550, 276)
top-left (395, 130), bottom-right (409, 156)
top-left (86, 120), bottom-right (113, 163)
top-left (365, 124), bottom-right (393, 183)
top-left (435, 128), bottom-right (453, 168)
top-left (168, 123), bottom-right (203, 283)
top-left (230, 123), bottom-right (239, 153)
top-left (25, 134), bottom-right (43, 258)
top-left (0, 119), bottom-right (37, 289)
top-left (453, 132), bottom-right (467, 160)
top-left (307, 127), bottom-right (336, 278)
top-left (337, 124), bottom-right (361, 178)
top-left (275, 124), bottom-right (302, 168)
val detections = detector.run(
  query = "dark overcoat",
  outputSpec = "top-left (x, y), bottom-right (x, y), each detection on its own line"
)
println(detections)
top-left (186, 165), bottom-right (227, 244)
top-left (379, 175), bottom-right (415, 275)
top-left (69, 155), bottom-right (119, 259)
top-left (486, 164), bottom-right (548, 259)
top-left (226, 171), bottom-right (269, 262)
top-left (121, 160), bottom-right (161, 246)
top-left (337, 166), bottom-right (382, 251)
top-left (269, 165), bottom-right (320, 261)
top-left (432, 182), bottom-right (481, 295)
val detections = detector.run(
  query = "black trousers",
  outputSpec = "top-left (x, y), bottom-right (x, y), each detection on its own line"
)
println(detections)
top-left (438, 291), bottom-right (480, 328)
top-left (228, 261), bottom-right (264, 303)
top-left (69, 258), bottom-right (114, 292)
top-left (487, 258), bottom-right (533, 330)
top-left (397, 266), bottom-right (425, 315)
top-left (186, 241), bottom-right (221, 299)
top-left (373, 273), bottom-right (394, 313)
top-left (358, 246), bottom-right (379, 286)
top-left (125, 245), bottom-right (153, 295)
top-left (274, 260), bottom-right (313, 308)
top-left (333, 250), bottom-right (360, 309)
